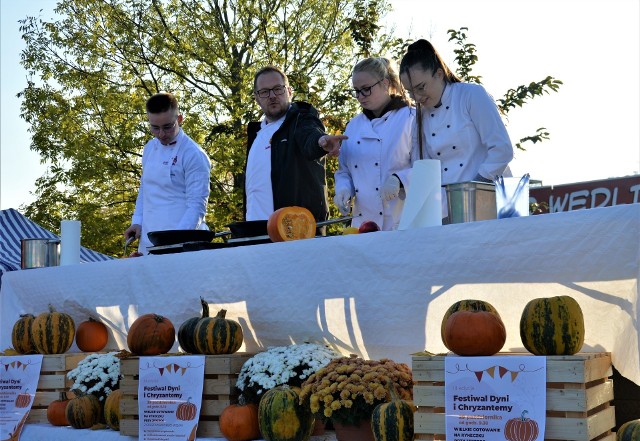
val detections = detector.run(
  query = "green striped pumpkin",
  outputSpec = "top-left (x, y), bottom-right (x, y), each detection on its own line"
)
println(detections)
top-left (258, 385), bottom-right (314, 441)
top-left (31, 305), bottom-right (75, 354)
top-left (520, 295), bottom-right (585, 355)
top-left (371, 384), bottom-right (414, 441)
top-left (12, 314), bottom-right (36, 354)
top-left (193, 309), bottom-right (243, 355)
top-left (66, 393), bottom-right (103, 429)
top-left (441, 299), bottom-right (500, 347)
top-left (617, 419), bottom-right (640, 441)
top-left (104, 389), bottom-right (122, 430)
top-left (178, 297), bottom-right (209, 354)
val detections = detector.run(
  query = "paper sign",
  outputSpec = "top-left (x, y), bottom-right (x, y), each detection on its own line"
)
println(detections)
top-left (0, 354), bottom-right (43, 440)
top-left (138, 355), bottom-right (205, 441)
top-left (445, 356), bottom-right (546, 440)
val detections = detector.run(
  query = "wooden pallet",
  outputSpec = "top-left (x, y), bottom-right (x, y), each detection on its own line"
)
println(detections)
top-left (119, 353), bottom-right (254, 438)
top-left (412, 352), bottom-right (615, 441)
top-left (26, 353), bottom-right (88, 424)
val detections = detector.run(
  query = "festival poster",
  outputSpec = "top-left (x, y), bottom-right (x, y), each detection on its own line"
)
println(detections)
top-left (0, 354), bottom-right (43, 441)
top-left (445, 355), bottom-right (546, 440)
top-left (138, 355), bottom-right (205, 441)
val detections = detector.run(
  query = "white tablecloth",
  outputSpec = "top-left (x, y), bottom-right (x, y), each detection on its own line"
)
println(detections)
top-left (1, 204), bottom-right (639, 384)
top-left (20, 424), bottom-right (337, 440)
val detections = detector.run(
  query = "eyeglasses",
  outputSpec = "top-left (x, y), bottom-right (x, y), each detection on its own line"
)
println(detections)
top-left (254, 85), bottom-right (287, 99)
top-left (348, 79), bottom-right (383, 98)
top-left (149, 119), bottom-right (178, 134)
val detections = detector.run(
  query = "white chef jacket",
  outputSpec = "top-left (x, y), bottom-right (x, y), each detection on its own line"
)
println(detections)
top-left (411, 81), bottom-right (513, 183)
top-left (335, 106), bottom-right (414, 230)
top-left (132, 129), bottom-right (211, 253)
top-left (411, 82), bottom-right (513, 218)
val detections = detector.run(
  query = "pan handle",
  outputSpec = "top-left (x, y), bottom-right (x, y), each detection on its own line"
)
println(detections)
top-left (316, 216), bottom-right (353, 227)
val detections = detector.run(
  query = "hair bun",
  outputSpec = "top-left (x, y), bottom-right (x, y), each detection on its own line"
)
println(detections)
top-left (407, 39), bottom-right (432, 52)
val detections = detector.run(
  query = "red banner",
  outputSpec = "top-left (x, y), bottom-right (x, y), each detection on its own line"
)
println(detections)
top-left (530, 175), bottom-right (640, 214)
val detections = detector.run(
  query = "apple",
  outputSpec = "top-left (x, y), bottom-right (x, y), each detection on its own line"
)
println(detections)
top-left (358, 220), bottom-right (380, 233)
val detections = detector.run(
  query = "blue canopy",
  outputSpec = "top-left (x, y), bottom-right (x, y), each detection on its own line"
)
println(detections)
top-left (0, 209), bottom-right (114, 280)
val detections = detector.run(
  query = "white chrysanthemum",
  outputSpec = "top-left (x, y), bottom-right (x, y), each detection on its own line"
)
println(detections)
top-left (236, 343), bottom-right (340, 400)
top-left (67, 352), bottom-right (121, 401)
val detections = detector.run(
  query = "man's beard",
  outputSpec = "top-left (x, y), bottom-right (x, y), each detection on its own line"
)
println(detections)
top-left (265, 101), bottom-right (288, 121)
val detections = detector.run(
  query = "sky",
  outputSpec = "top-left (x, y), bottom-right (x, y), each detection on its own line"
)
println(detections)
top-left (1, 0), bottom-right (639, 210)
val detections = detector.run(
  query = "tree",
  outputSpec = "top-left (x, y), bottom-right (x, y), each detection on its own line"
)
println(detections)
top-left (18, 0), bottom-right (391, 256)
top-left (447, 27), bottom-right (562, 151)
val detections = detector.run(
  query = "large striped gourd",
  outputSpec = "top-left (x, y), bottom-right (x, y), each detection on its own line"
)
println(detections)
top-left (440, 300), bottom-right (500, 348)
top-left (66, 393), bottom-right (103, 429)
top-left (31, 305), bottom-right (75, 354)
top-left (104, 389), bottom-right (123, 430)
top-left (178, 297), bottom-right (209, 354)
top-left (371, 383), bottom-right (414, 441)
top-left (617, 419), bottom-right (640, 441)
top-left (12, 314), bottom-right (36, 354)
top-left (194, 309), bottom-right (243, 355)
top-left (258, 385), bottom-right (315, 441)
top-left (520, 295), bottom-right (584, 355)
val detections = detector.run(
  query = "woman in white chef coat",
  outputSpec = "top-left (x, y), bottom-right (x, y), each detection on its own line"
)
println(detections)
top-left (124, 92), bottom-right (211, 254)
top-left (334, 57), bottom-right (414, 231)
top-left (399, 39), bottom-right (513, 217)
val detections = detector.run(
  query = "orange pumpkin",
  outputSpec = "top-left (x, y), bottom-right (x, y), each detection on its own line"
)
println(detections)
top-left (267, 206), bottom-right (316, 242)
top-left (176, 397), bottom-right (198, 421)
top-left (219, 397), bottom-right (261, 441)
top-left (15, 390), bottom-right (31, 408)
top-left (504, 410), bottom-right (539, 441)
top-left (127, 313), bottom-right (175, 355)
top-left (443, 310), bottom-right (506, 356)
top-left (76, 317), bottom-right (109, 352)
top-left (47, 391), bottom-right (71, 426)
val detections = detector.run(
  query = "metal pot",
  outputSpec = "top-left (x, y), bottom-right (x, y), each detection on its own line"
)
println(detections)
top-left (21, 238), bottom-right (61, 269)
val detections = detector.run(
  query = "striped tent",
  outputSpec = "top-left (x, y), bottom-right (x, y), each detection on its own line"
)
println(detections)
top-left (0, 209), bottom-right (114, 282)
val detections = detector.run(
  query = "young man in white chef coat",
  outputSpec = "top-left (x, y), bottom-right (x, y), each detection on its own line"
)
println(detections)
top-left (124, 92), bottom-right (211, 254)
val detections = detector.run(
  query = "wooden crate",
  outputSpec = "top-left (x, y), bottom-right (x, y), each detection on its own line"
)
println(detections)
top-left (26, 353), bottom-right (87, 424)
top-left (119, 353), bottom-right (254, 438)
top-left (413, 352), bottom-right (615, 441)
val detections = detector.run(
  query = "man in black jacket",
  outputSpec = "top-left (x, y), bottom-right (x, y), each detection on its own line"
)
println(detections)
top-left (245, 66), bottom-right (347, 223)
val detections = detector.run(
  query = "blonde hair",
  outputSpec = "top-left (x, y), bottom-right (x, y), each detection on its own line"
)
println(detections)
top-left (352, 57), bottom-right (406, 97)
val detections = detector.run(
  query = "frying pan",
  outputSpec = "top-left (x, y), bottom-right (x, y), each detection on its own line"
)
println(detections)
top-left (147, 229), bottom-right (221, 247)
top-left (225, 216), bottom-right (353, 239)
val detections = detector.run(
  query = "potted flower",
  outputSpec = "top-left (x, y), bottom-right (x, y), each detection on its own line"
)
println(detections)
top-left (236, 343), bottom-right (340, 404)
top-left (67, 352), bottom-right (122, 402)
top-left (235, 343), bottom-right (340, 435)
top-left (299, 354), bottom-right (413, 441)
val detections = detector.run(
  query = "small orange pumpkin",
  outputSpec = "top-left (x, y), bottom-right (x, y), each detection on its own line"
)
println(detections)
top-left (76, 317), bottom-right (109, 352)
top-left (219, 397), bottom-right (261, 441)
top-left (47, 391), bottom-right (71, 426)
top-left (176, 397), bottom-right (198, 421)
top-left (127, 313), bottom-right (175, 355)
top-left (267, 206), bottom-right (316, 242)
top-left (444, 310), bottom-right (506, 356)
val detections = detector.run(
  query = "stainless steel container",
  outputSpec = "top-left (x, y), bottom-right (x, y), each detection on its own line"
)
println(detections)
top-left (444, 181), bottom-right (496, 224)
top-left (20, 238), bottom-right (61, 269)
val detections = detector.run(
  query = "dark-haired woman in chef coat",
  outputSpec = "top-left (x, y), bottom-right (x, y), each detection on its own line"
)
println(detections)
top-left (399, 39), bottom-right (513, 218)
top-left (334, 57), bottom-right (414, 230)
top-left (124, 92), bottom-right (211, 254)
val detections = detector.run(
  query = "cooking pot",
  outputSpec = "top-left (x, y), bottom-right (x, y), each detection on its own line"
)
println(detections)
top-left (21, 238), bottom-right (61, 269)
